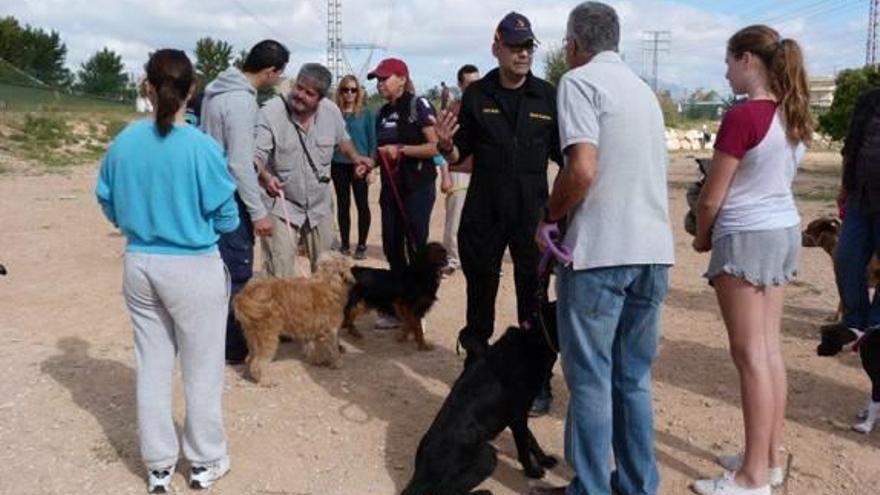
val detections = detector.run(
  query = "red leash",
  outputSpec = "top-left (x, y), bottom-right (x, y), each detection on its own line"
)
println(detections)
top-left (377, 148), bottom-right (419, 254)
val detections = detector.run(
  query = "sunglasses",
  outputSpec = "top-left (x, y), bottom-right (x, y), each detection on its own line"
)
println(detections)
top-left (503, 42), bottom-right (536, 54)
top-left (340, 87), bottom-right (358, 94)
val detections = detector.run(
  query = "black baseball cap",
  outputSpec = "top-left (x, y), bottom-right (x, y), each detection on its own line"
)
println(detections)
top-left (495, 12), bottom-right (538, 45)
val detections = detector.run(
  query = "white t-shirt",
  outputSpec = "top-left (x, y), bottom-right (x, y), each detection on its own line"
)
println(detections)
top-left (712, 112), bottom-right (803, 239)
top-left (557, 51), bottom-right (674, 270)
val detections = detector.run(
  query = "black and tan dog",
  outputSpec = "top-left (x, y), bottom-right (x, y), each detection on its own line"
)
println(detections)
top-left (801, 217), bottom-right (880, 321)
top-left (817, 325), bottom-right (880, 434)
top-left (400, 302), bottom-right (559, 495)
top-left (343, 242), bottom-right (448, 350)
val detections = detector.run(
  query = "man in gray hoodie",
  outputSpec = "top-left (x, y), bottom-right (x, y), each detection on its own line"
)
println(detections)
top-left (200, 39), bottom-right (289, 364)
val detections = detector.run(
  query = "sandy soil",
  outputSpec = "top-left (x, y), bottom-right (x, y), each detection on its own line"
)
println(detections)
top-left (0, 151), bottom-right (878, 495)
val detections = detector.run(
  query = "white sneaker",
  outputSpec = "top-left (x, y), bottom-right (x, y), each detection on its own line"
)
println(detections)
top-left (717, 453), bottom-right (786, 487)
top-left (147, 466), bottom-right (174, 493)
top-left (375, 313), bottom-right (400, 329)
top-left (190, 456), bottom-right (230, 489)
top-left (692, 472), bottom-right (770, 495)
top-left (853, 399), bottom-right (880, 434)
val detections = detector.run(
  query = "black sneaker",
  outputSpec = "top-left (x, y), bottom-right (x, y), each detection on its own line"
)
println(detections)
top-left (339, 245), bottom-right (351, 256)
top-left (353, 245), bottom-right (367, 260)
top-left (529, 394), bottom-right (553, 417)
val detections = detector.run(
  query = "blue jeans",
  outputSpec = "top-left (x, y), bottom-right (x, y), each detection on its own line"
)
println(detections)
top-left (556, 264), bottom-right (669, 495)
top-left (836, 196), bottom-right (880, 330)
top-left (217, 195), bottom-right (253, 361)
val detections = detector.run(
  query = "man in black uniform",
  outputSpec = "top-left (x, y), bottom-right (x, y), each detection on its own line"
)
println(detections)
top-left (437, 12), bottom-right (562, 376)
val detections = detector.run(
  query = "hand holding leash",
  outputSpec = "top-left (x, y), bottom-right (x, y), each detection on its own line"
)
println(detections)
top-left (536, 221), bottom-right (572, 275)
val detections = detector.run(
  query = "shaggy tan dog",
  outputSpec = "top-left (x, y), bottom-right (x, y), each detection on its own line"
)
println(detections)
top-left (233, 252), bottom-right (355, 384)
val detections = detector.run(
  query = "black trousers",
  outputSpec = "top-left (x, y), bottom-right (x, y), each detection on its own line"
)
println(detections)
top-left (331, 161), bottom-right (371, 248)
top-left (458, 205), bottom-right (542, 350)
top-left (380, 180), bottom-right (435, 274)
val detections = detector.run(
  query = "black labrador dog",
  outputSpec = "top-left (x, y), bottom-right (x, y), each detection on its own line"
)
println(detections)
top-left (401, 301), bottom-right (559, 495)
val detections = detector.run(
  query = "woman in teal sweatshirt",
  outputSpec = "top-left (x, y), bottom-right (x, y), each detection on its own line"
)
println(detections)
top-left (332, 74), bottom-right (376, 259)
top-left (95, 49), bottom-right (238, 494)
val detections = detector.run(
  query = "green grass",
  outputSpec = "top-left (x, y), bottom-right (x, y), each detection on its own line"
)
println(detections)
top-left (0, 83), bottom-right (131, 112)
top-left (3, 109), bottom-right (135, 171)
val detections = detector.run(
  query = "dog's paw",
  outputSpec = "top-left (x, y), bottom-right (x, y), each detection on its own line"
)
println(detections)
top-left (523, 464), bottom-right (546, 479)
top-left (816, 342), bottom-right (842, 357)
top-left (258, 379), bottom-right (279, 388)
top-left (538, 454), bottom-right (558, 469)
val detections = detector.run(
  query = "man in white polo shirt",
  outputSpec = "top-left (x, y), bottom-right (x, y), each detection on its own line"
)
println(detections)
top-left (531, 3), bottom-right (674, 495)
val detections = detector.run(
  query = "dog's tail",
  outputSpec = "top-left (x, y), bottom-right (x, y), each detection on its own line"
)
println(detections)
top-left (231, 286), bottom-right (273, 332)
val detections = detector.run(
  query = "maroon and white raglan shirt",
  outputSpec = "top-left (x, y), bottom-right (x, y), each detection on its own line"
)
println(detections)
top-left (711, 99), bottom-right (805, 240)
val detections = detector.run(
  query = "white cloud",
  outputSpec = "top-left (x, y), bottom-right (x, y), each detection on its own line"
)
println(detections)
top-left (1, 0), bottom-right (866, 94)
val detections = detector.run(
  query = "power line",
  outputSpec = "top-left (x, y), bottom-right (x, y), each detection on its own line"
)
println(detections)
top-left (226, 0), bottom-right (321, 51)
top-left (868, 0), bottom-right (879, 65)
top-left (642, 30), bottom-right (670, 93)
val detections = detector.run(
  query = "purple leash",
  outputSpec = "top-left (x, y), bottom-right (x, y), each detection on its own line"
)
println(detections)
top-left (538, 223), bottom-right (573, 275)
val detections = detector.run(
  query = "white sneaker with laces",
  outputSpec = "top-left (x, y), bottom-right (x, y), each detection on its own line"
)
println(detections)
top-left (692, 472), bottom-right (770, 495)
top-left (717, 453), bottom-right (786, 487)
top-left (189, 456), bottom-right (230, 489)
top-left (853, 399), bottom-right (880, 434)
top-left (147, 466), bottom-right (174, 493)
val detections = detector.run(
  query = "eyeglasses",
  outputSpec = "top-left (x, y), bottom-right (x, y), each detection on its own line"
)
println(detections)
top-left (340, 87), bottom-right (358, 94)
top-left (503, 42), bottom-right (536, 54)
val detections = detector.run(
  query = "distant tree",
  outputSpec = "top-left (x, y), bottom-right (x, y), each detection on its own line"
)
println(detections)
top-left (233, 49), bottom-right (248, 70)
top-left (543, 45), bottom-right (568, 87)
top-left (0, 16), bottom-right (71, 86)
top-left (195, 37), bottom-right (233, 88)
top-left (77, 47), bottom-right (127, 98)
top-left (687, 87), bottom-right (721, 102)
top-left (819, 65), bottom-right (880, 140)
top-left (657, 90), bottom-right (679, 127)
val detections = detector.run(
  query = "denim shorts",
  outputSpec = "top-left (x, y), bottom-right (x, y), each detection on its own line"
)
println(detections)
top-left (704, 225), bottom-right (801, 287)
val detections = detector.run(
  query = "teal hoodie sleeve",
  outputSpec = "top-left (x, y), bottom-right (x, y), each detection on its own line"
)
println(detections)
top-left (366, 109), bottom-right (377, 156)
top-left (198, 140), bottom-right (240, 234)
top-left (95, 148), bottom-right (117, 226)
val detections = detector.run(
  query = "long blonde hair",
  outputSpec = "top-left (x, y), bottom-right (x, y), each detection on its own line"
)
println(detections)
top-left (728, 25), bottom-right (813, 145)
top-left (335, 74), bottom-right (365, 115)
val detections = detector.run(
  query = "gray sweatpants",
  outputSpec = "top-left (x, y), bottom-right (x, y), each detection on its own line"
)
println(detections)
top-left (123, 252), bottom-right (229, 470)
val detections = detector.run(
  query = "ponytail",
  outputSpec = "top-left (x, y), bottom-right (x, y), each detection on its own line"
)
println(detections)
top-left (770, 38), bottom-right (813, 145)
top-left (145, 49), bottom-right (195, 138)
top-left (728, 25), bottom-right (814, 145)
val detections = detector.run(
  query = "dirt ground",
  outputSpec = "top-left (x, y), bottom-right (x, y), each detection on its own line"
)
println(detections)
top-left (0, 151), bottom-right (878, 495)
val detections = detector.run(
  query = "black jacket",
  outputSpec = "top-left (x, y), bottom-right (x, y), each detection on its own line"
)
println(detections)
top-left (453, 69), bottom-right (562, 226)
top-left (377, 92), bottom-right (438, 194)
top-left (843, 89), bottom-right (880, 214)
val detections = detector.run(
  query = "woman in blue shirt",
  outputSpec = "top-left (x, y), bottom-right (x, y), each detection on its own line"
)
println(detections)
top-left (95, 49), bottom-right (238, 494)
top-left (332, 74), bottom-right (376, 260)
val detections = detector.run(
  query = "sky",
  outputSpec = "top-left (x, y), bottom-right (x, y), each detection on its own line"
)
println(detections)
top-left (1, 0), bottom-right (869, 97)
